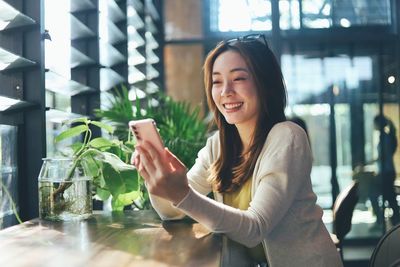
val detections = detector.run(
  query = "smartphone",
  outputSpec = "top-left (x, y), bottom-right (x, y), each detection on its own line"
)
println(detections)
top-left (129, 119), bottom-right (165, 155)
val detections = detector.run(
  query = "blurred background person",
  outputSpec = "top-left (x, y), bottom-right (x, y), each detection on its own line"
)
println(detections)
top-left (373, 114), bottom-right (400, 226)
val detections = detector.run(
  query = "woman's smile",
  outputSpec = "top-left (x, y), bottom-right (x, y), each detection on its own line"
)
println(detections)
top-left (223, 102), bottom-right (244, 112)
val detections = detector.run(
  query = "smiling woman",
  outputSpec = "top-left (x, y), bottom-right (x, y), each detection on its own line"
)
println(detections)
top-left (211, 51), bottom-right (260, 133)
top-left (133, 35), bottom-right (343, 266)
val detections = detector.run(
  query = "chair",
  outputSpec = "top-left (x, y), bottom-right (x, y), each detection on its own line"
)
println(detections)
top-left (330, 181), bottom-right (359, 258)
top-left (369, 223), bottom-right (400, 267)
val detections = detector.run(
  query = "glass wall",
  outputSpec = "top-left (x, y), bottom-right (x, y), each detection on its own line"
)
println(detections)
top-left (209, 0), bottom-right (272, 32)
top-left (0, 125), bottom-right (18, 228)
top-left (280, 0), bottom-right (391, 29)
top-left (288, 104), bottom-right (332, 208)
top-left (282, 43), bottom-right (400, 238)
top-left (44, 0), bottom-right (94, 157)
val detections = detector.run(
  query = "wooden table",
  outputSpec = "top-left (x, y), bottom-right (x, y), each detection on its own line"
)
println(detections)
top-left (0, 210), bottom-right (222, 267)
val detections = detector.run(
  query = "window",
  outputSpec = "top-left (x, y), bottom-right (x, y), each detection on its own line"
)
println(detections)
top-left (0, 125), bottom-right (18, 228)
top-left (209, 0), bottom-right (272, 32)
top-left (282, 54), bottom-right (373, 105)
top-left (280, 0), bottom-right (392, 30)
top-left (279, 0), bottom-right (300, 30)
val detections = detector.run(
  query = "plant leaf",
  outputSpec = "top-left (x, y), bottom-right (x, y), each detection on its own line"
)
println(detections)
top-left (90, 120), bottom-right (114, 134)
top-left (116, 190), bottom-right (141, 206)
top-left (89, 137), bottom-right (114, 149)
top-left (80, 155), bottom-right (101, 179)
top-left (70, 142), bottom-right (84, 154)
top-left (102, 162), bottom-right (125, 197)
top-left (98, 152), bottom-right (136, 172)
top-left (120, 168), bottom-right (139, 192)
top-left (111, 197), bottom-right (125, 211)
top-left (55, 125), bottom-right (88, 143)
top-left (96, 187), bottom-right (111, 201)
top-left (63, 117), bottom-right (89, 125)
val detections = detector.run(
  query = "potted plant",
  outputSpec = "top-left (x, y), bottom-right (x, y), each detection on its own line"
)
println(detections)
top-left (95, 86), bottom-right (209, 208)
top-left (37, 117), bottom-right (140, 219)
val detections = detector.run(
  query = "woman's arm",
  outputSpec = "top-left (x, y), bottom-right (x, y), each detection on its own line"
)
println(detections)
top-left (137, 135), bottom-right (216, 220)
top-left (173, 124), bottom-right (312, 247)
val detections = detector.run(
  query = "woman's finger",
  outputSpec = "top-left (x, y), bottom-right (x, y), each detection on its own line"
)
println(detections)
top-left (133, 155), bottom-right (140, 167)
top-left (142, 141), bottom-right (169, 173)
top-left (136, 146), bottom-right (156, 174)
top-left (165, 147), bottom-right (187, 172)
top-left (130, 150), bottom-right (139, 165)
top-left (141, 141), bottom-right (164, 160)
top-left (137, 159), bottom-right (150, 183)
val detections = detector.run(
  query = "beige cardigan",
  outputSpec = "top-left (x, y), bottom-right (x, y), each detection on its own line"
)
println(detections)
top-left (149, 121), bottom-right (343, 267)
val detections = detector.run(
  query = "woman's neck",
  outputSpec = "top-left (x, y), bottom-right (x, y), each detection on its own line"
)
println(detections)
top-left (236, 125), bottom-right (254, 152)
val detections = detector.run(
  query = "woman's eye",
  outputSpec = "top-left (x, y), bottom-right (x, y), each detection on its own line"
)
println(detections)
top-left (234, 77), bottom-right (246, 81)
top-left (212, 80), bottom-right (221, 84)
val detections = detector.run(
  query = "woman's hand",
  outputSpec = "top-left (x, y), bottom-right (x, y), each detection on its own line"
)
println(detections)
top-left (132, 141), bottom-right (190, 204)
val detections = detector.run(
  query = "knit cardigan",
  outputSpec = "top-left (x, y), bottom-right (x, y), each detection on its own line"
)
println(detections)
top-left (149, 121), bottom-right (343, 267)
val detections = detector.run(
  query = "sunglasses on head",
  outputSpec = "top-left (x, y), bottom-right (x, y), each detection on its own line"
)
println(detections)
top-left (223, 34), bottom-right (269, 48)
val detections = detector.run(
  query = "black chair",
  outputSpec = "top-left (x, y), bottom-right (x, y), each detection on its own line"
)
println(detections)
top-left (331, 181), bottom-right (359, 258)
top-left (369, 223), bottom-right (400, 267)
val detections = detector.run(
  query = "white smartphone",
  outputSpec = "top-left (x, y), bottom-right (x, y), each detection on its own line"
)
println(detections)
top-left (129, 118), bottom-right (165, 155)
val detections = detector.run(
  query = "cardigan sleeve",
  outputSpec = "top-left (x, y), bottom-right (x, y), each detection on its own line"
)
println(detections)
top-left (149, 133), bottom-right (217, 220)
top-left (174, 123), bottom-right (313, 247)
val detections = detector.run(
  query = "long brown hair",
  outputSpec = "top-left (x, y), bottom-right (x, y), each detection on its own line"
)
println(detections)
top-left (203, 38), bottom-right (287, 193)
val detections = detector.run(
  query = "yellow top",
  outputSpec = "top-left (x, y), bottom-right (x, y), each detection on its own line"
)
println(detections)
top-left (223, 177), bottom-right (267, 263)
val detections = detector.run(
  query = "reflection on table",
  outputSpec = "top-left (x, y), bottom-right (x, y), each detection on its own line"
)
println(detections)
top-left (0, 210), bottom-right (222, 267)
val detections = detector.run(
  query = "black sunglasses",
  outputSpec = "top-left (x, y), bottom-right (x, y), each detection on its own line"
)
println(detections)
top-left (223, 34), bottom-right (269, 47)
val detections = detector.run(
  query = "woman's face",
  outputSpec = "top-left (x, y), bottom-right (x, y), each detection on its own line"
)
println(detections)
top-left (211, 50), bottom-right (260, 130)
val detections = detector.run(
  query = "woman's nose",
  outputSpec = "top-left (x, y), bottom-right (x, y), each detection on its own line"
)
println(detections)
top-left (221, 81), bottom-right (234, 96)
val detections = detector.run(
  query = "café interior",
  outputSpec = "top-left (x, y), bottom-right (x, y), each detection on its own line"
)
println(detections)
top-left (0, 0), bottom-right (400, 266)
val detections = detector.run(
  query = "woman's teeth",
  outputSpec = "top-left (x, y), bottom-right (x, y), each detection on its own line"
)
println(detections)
top-left (223, 103), bottom-right (243, 110)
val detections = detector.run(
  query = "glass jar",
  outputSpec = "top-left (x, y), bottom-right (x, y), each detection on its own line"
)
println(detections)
top-left (38, 158), bottom-right (92, 221)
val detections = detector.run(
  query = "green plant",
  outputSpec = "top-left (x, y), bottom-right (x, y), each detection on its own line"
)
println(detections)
top-left (53, 118), bottom-right (140, 211)
top-left (95, 85), bottom-right (209, 208)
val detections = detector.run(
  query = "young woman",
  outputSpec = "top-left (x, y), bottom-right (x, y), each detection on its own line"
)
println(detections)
top-left (133, 34), bottom-right (342, 266)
